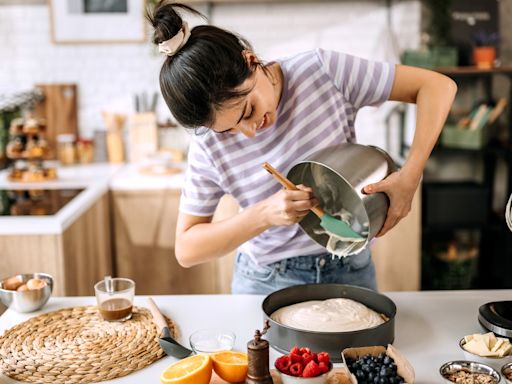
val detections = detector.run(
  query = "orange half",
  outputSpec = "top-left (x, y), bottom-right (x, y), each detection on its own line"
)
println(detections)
top-left (160, 354), bottom-right (212, 384)
top-left (211, 351), bottom-right (248, 383)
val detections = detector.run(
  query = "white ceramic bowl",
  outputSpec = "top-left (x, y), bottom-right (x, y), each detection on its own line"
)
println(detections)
top-left (275, 365), bottom-right (332, 384)
top-left (188, 328), bottom-right (235, 354)
top-left (440, 360), bottom-right (500, 383)
top-left (502, 362), bottom-right (512, 384)
top-left (459, 337), bottom-right (512, 370)
top-left (0, 273), bottom-right (53, 313)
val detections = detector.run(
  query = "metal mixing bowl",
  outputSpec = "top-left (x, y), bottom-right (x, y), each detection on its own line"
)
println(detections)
top-left (0, 273), bottom-right (53, 313)
top-left (439, 360), bottom-right (501, 383)
top-left (262, 284), bottom-right (396, 362)
top-left (287, 143), bottom-right (397, 251)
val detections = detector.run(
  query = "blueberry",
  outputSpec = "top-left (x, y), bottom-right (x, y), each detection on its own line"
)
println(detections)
top-left (383, 356), bottom-right (392, 364)
top-left (356, 370), bottom-right (365, 379)
top-left (368, 372), bottom-right (375, 380)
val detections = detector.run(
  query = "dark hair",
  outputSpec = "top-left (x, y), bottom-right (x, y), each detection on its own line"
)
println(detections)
top-left (147, 1), bottom-right (259, 129)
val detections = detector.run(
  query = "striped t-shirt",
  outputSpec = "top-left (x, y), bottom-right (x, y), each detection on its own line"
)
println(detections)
top-left (180, 49), bottom-right (395, 266)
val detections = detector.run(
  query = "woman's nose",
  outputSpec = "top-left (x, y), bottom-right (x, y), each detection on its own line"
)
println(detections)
top-left (239, 121), bottom-right (257, 137)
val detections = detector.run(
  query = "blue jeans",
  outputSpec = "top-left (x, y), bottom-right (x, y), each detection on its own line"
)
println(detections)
top-left (231, 248), bottom-right (376, 295)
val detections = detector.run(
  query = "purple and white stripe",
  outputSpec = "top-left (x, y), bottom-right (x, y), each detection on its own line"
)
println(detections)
top-left (180, 49), bottom-right (395, 265)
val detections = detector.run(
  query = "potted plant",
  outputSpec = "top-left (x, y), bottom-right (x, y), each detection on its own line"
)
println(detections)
top-left (472, 31), bottom-right (499, 69)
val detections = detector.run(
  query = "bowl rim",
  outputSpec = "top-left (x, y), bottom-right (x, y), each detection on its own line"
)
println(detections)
top-left (188, 328), bottom-right (236, 352)
top-left (0, 273), bottom-right (54, 293)
top-left (459, 337), bottom-right (511, 360)
top-left (439, 360), bottom-right (501, 382)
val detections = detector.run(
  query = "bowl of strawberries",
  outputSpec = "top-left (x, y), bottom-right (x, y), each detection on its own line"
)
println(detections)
top-left (275, 346), bottom-right (332, 384)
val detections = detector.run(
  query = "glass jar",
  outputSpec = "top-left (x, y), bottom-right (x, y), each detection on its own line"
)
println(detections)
top-left (76, 138), bottom-right (94, 164)
top-left (56, 134), bottom-right (76, 166)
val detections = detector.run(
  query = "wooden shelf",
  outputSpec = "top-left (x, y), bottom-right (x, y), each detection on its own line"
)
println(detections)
top-left (435, 66), bottom-right (512, 76)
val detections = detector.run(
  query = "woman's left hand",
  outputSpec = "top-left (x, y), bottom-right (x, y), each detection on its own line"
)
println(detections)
top-left (363, 169), bottom-right (420, 237)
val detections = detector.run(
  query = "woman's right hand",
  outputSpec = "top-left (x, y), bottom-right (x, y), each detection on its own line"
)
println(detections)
top-left (261, 185), bottom-right (318, 226)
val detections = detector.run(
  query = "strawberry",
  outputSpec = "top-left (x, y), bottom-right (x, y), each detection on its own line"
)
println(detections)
top-left (290, 346), bottom-right (301, 355)
top-left (317, 351), bottom-right (330, 364)
top-left (318, 361), bottom-right (330, 374)
top-left (275, 355), bottom-right (292, 374)
top-left (289, 362), bottom-right (303, 376)
top-left (302, 360), bottom-right (321, 378)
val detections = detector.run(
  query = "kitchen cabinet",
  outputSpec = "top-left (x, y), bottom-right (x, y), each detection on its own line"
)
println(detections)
top-left (0, 192), bottom-right (113, 296)
top-left (371, 187), bottom-right (421, 291)
top-left (111, 191), bottom-right (238, 294)
top-left (111, 182), bottom-right (421, 293)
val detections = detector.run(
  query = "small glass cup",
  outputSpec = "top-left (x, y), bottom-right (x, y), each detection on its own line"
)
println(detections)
top-left (94, 277), bottom-right (135, 322)
top-left (189, 329), bottom-right (236, 354)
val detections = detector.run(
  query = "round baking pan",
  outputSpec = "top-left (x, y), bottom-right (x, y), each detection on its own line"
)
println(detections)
top-left (262, 284), bottom-right (396, 362)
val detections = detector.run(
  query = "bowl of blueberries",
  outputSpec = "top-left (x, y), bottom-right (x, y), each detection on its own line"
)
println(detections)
top-left (342, 346), bottom-right (414, 384)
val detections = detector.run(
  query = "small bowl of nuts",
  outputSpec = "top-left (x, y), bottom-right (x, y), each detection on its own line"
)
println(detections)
top-left (440, 360), bottom-right (500, 384)
top-left (502, 362), bottom-right (512, 384)
top-left (0, 273), bottom-right (53, 313)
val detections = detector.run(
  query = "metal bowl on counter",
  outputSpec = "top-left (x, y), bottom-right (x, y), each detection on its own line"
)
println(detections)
top-left (0, 273), bottom-right (53, 313)
top-left (262, 284), bottom-right (396, 362)
top-left (439, 360), bottom-right (501, 383)
top-left (502, 362), bottom-right (512, 384)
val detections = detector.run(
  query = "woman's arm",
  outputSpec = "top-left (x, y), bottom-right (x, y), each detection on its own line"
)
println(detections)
top-left (175, 187), bottom-right (317, 267)
top-left (364, 64), bottom-right (457, 236)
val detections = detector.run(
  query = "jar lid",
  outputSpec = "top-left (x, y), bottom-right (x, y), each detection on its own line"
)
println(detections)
top-left (56, 134), bottom-right (76, 143)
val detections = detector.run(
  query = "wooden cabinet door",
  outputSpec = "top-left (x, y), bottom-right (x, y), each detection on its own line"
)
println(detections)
top-left (112, 191), bottom-right (238, 294)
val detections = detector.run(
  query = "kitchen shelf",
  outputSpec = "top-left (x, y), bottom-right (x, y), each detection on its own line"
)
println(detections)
top-left (418, 66), bottom-right (512, 290)
top-left (435, 66), bottom-right (512, 76)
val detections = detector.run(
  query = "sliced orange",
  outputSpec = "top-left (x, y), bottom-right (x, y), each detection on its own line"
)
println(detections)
top-left (211, 351), bottom-right (248, 383)
top-left (160, 354), bottom-right (212, 384)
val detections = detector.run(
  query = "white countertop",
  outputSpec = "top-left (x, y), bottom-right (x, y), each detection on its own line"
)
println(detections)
top-left (0, 164), bottom-right (122, 235)
top-left (0, 290), bottom-right (510, 384)
top-left (0, 162), bottom-right (186, 235)
top-left (109, 163), bottom-right (185, 191)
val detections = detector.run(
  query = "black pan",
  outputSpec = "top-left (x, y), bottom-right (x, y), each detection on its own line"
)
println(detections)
top-left (262, 284), bottom-right (396, 362)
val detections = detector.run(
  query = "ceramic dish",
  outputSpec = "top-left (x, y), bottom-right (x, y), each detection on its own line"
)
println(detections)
top-left (459, 337), bottom-right (512, 371)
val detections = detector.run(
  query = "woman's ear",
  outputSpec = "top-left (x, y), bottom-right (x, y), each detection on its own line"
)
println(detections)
top-left (242, 50), bottom-right (258, 67)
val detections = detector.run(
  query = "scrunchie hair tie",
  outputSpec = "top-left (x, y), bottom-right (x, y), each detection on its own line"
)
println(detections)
top-left (158, 21), bottom-right (191, 56)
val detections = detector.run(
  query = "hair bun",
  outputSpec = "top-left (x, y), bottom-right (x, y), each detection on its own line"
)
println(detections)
top-left (146, 1), bottom-right (203, 45)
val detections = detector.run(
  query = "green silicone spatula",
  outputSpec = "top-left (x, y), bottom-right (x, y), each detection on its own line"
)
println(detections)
top-left (262, 162), bottom-right (364, 241)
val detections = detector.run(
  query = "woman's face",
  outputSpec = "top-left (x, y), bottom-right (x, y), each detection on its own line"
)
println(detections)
top-left (210, 58), bottom-right (282, 138)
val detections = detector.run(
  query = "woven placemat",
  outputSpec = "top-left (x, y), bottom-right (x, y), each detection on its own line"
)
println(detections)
top-left (0, 305), bottom-right (177, 383)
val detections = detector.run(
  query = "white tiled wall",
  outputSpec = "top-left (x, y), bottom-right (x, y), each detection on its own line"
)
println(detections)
top-left (0, 1), bottom-right (421, 147)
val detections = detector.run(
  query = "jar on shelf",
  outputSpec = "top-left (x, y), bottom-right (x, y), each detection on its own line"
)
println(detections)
top-left (56, 133), bottom-right (76, 166)
top-left (76, 138), bottom-right (94, 164)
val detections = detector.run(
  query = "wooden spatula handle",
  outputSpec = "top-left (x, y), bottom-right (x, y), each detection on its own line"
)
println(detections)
top-left (262, 162), bottom-right (324, 218)
top-left (148, 297), bottom-right (168, 331)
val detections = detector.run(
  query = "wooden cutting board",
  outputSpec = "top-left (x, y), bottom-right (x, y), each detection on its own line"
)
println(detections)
top-left (33, 83), bottom-right (78, 158)
top-left (210, 368), bottom-right (351, 384)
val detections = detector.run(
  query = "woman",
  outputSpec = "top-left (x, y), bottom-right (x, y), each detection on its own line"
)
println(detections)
top-left (147, 1), bottom-right (457, 294)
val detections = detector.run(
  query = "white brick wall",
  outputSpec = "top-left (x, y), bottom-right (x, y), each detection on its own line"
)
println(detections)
top-left (0, 1), bottom-right (420, 147)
